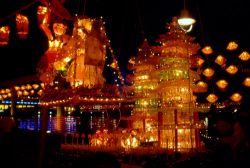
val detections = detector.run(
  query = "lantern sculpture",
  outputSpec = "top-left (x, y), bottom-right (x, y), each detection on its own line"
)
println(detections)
top-left (0, 26), bottom-right (10, 46)
top-left (230, 93), bottom-right (242, 102)
top-left (216, 79), bottom-right (228, 90)
top-left (239, 51), bottom-right (250, 61)
top-left (243, 77), bottom-right (250, 87)
top-left (206, 94), bottom-right (218, 103)
top-left (215, 55), bottom-right (227, 66)
top-left (16, 14), bottom-right (29, 39)
top-left (203, 68), bottom-right (215, 78)
top-left (227, 41), bottom-right (238, 51)
top-left (201, 46), bottom-right (213, 55)
top-left (226, 65), bottom-right (238, 75)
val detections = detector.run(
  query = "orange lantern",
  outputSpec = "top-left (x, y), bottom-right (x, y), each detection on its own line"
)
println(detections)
top-left (16, 14), bottom-right (29, 39)
top-left (226, 65), bottom-right (238, 75)
top-left (0, 26), bottom-right (10, 46)
top-left (243, 77), bottom-right (250, 87)
top-left (206, 94), bottom-right (218, 103)
top-left (196, 57), bottom-right (205, 67)
top-left (201, 46), bottom-right (213, 55)
top-left (195, 81), bottom-right (208, 93)
top-left (238, 51), bottom-right (250, 61)
top-left (216, 79), bottom-right (228, 90)
top-left (230, 93), bottom-right (242, 102)
top-left (226, 41), bottom-right (238, 51)
top-left (37, 6), bottom-right (50, 25)
top-left (53, 23), bottom-right (67, 36)
top-left (215, 55), bottom-right (227, 66)
top-left (203, 68), bottom-right (215, 78)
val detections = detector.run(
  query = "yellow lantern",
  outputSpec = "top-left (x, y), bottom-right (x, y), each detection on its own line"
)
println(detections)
top-left (203, 68), bottom-right (215, 78)
top-left (16, 14), bottom-right (29, 39)
top-left (0, 26), bottom-right (10, 46)
top-left (243, 77), bottom-right (250, 87)
top-left (230, 93), bottom-right (242, 102)
top-left (226, 41), bottom-right (238, 51)
top-left (238, 51), bottom-right (250, 61)
top-left (226, 65), bottom-right (238, 75)
top-left (202, 46), bottom-right (213, 55)
top-left (216, 79), bottom-right (228, 90)
top-left (53, 23), bottom-right (67, 36)
top-left (206, 94), bottom-right (218, 103)
top-left (215, 55), bottom-right (227, 66)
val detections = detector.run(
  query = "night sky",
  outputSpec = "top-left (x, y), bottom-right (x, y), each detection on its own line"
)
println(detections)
top-left (0, 0), bottom-right (249, 83)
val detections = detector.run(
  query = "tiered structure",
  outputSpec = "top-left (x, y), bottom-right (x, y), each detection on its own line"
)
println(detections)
top-left (131, 17), bottom-right (202, 151)
top-left (154, 17), bottom-right (201, 150)
top-left (130, 39), bottom-right (159, 143)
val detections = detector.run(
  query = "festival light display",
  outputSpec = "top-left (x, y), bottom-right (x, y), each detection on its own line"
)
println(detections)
top-left (131, 17), bottom-right (202, 151)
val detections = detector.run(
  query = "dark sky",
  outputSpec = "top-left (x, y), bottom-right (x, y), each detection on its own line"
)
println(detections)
top-left (0, 0), bottom-right (249, 83)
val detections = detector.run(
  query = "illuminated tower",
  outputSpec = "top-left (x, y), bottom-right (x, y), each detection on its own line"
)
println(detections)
top-left (153, 17), bottom-right (201, 151)
top-left (132, 39), bottom-right (159, 142)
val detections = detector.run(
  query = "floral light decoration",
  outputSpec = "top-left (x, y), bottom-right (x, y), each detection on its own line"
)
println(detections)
top-left (226, 41), bottom-right (238, 51)
top-left (206, 93), bottom-right (218, 103)
top-left (226, 65), bottom-right (238, 75)
top-left (0, 26), bottom-right (10, 46)
top-left (214, 54), bottom-right (227, 67)
top-left (16, 13), bottom-right (29, 39)
top-left (216, 79), bottom-right (228, 90)
top-left (201, 46), bottom-right (213, 55)
top-left (238, 51), bottom-right (250, 61)
top-left (230, 93), bottom-right (242, 102)
top-left (243, 77), bottom-right (250, 87)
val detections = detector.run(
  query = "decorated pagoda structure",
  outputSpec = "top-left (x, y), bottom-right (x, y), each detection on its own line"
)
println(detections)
top-left (130, 17), bottom-right (203, 151)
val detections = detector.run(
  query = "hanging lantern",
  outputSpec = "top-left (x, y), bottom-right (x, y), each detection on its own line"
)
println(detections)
top-left (243, 77), bottom-right (250, 87)
top-left (32, 84), bottom-right (40, 90)
top-left (206, 94), bottom-right (218, 103)
top-left (53, 23), bottom-right (67, 36)
top-left (215, 55), bottom-right (227, 66)
top-left (216, 79), bottom-right (228, 90)
top-left (16, 13), bottom-right (29, 39)
top-left (0, 26), bottom-right (10, 46)
top-left (230, 93), bottom-right (242, 102)
top-left (37, 6), bottom-right (50, 25)
top-left (226, 41), bottom-right (238, 51)
top-left (226, 65), bottom-right (238, 75)
top-left (238, 51), bottom-right (250, 61)
top-left (201, 46), bottom-right (213, 55)
top-left (14, 86), bottom-right (20, 91)
top-left (194, 81), bottom-right (208, 93)
top-left (196, 57), bottom-right (205, 67)
top-left (203, 68), bottom-right (215, 78)
top-left (23, 90), bottom-right (29, 96)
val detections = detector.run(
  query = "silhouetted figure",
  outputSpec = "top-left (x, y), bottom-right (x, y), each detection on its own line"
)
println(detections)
top-left (79, 112), bottom-right (91, 145)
